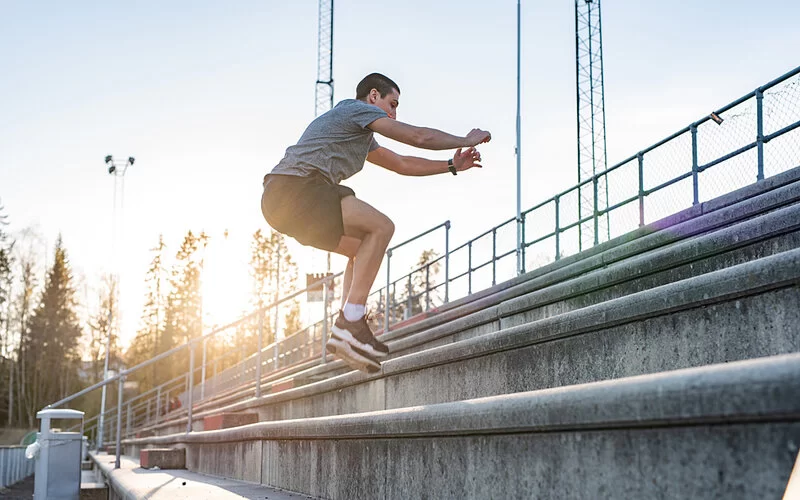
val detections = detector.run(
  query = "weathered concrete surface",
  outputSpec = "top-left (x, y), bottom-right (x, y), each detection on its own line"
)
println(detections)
top-left (203, 412), bottom-right (258, 431)
top-left (140, 447), bottom-right (185, 469)
top-left (93, 451), bottom-right (311, 499)
top-left (124, 354), bottom-right (800, 499)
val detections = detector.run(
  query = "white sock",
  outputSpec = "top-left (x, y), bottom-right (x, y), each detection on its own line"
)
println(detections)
top-left (343, 302), bottom-right (366, 322)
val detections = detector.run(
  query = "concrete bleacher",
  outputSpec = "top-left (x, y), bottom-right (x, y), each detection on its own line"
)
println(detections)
top-left (112, 166), bottom-right (800, 498)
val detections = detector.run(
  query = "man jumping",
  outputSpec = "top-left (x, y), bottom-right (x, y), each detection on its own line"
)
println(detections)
top-left (261, 73), bottom-right (491, 373)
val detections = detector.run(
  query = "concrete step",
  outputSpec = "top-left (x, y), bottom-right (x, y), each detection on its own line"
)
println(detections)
top-left (90, 451), bottom-right (311, 499)
top-left (145, 211), bottom-right (800, 434)
top-left (124, 353), bottom-right (800, 499)
top-left (139, 168), bottom-right (800, 437)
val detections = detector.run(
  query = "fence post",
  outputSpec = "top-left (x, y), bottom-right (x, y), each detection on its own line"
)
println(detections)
top-left (425, 264), bottom-right (431, 311)
top-left (756, 88), bottom-right (765, 181)
top-left (638, 153), bottom-right (645, 226)
top-left (321, 279), bottom-right (329, 362)
top-left (256, 313), bottom-right (264, 398)
top-left (155, 386), bottom-right (161, 424)
top-left (555, 196), bottom-right (561, 260)
top-left (125, 402), bottom-right (131, 439)
top-left (691, 124), bottom-right (699, 205)
top-left (593, 174), bottom-right (599, 246)
top-left (201, 338), bottom-right (207, 401)
top-left (520, 212), bottom-right (526, 274)
top-left (467, 241), bottom-right (473, 294)
top-left (492, 227), bottom-right (497, 286)
top-left (384, 249), bottom-right (392, 333)
top-left (186, 344), bottom-right (194, 434)
top-left (444, 221), bottom-right (450, 303)
top-left (115, 376), bottom-right (124, 469)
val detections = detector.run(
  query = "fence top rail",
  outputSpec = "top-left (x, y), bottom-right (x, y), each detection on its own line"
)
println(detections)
top-left (388, 221), bottom-right (449, 254)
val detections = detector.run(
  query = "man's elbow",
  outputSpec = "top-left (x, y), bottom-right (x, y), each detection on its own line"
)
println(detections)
top-left (412, 129), bottom-right (437, 149)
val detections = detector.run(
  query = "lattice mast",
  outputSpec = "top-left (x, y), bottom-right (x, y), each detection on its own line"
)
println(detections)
top-left (575, 0), bottom-right (610, 248)
top-left (315, 0), bottom-right (334, 117)
top-left (316, 0), bottom-right (334, 274)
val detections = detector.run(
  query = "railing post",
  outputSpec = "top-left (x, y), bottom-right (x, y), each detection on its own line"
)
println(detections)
top-left (256, 312), bottom-right (264, 398)
top-left (126, 402), bottom-right (131, 439)
top-left (115, 376), bottom-right (124, 469)
top-left (321, 279), bottom-right (329, 362)
top-left (593, 174), bottom-right (599, 246)
top-left (406, 275), bottom-right (413, 319)
top-left (492, 228), bottom-right (497, 286)
top-left (467, 241), bottom-right (473, 294)
top-left (520, 212), bottom-right (526, 274)
top-left (146, 398), bottom-right (151, 424)
top-left (200, 338), bottom-right (207, 401)
top-left (186, 343), bottom-right (194, 434)
top-left (155, 386), bottom-right (161, 424)
top-left (756, 89), bottom-right (765, 181)
top-left (425, 264), bottom-right (431, 311)
top-left (444, 220), bottom-right (450, 303)
top-left (555, 196), bottom-right (561, 260)
top-left (384, 248), bottom-right (392, 333)
top-left (638, 153), bottom-right (645, 227)
top-left (691, 124), bottom-right (699, 205)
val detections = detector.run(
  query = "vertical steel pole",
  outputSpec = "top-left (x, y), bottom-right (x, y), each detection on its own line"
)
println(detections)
top-left (256, 313), bottom-right (264, 398)
top-left (384, 249), bottom-right (392, 332)
top-left (444, 221), bottom-right (450, 303)
top-left (492, 228), bottom-right (497, 286)
top-left (756, 89), bottom-right (765, 181)
top-left (115, 377), bottom-right (124, 469)
top-left (520, 212), bottom-right (526, 274)
top-left (638, 153), bottom-right (645, 227)
top-left (155, 386), bottom-right (161, 424)
top-left (186, 344), bottom-right (194, 434)
top-left (425, 264), bottom-right (431, 311)
top-left (321, 279), bottom-right (329, 362)
top-left (691, 125), bottom-right (699, 205)
top-left (467, 242), bottom-right (473, 294)
top-left (125, 402), bottom-right (131, 438)
top-left (555, 196), bottom-right (561, 260)
top-left (200, 339), bottom-right (207, 400)
top-left (515, 0), bottom-right (523, 276)
top-left (593, 174), bottom-right (599, 246)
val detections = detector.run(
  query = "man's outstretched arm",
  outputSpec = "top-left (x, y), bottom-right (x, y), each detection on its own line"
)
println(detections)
top-left (367, 146), bottom-right (483, 177)
top-left (367, 117), bottom-right (491, 150)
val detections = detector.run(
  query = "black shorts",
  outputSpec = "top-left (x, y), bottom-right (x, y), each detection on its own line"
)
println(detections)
top-left (261, 173), bottom-right (355, 251)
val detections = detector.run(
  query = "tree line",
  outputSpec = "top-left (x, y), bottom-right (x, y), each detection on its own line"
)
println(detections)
top-left (0, 198), bottom-right (300, 428)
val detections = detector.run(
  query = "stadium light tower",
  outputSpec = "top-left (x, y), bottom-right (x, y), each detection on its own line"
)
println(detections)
top-left (575, 0), bottom-right (610, 248)
top-left (96, 155), bottom-right (134, 451)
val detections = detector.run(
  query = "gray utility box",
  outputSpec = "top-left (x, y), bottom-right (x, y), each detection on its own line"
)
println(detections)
top-left (34, 408), bottom-right (85, 500)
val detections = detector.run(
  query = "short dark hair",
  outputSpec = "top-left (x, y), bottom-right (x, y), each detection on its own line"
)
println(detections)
top-left (356, 73), bottom-right (400, 100)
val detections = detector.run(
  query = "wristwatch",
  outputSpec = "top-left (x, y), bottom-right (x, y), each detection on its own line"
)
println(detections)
top-left (448, 158), bottom-right (457, 176)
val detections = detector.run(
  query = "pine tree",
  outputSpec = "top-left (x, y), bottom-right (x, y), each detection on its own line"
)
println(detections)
top-left (127, 235), bottom-right (167, 390)
top-left (248, 229), bottom-right (299, 347)
top-left (162, 231), bottom-right (208, 381)
top-left (22, 236), bottom-right (83, 422)
top-left (0, 201), bottom-right (15, 426)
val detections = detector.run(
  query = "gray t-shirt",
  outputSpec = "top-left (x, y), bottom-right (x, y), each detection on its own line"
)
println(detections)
top-left (270, 99), bottom-right (388, 184)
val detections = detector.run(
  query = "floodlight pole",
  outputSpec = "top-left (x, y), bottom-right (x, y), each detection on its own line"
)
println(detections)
top-left (97, 155), bottom-right (134, 451)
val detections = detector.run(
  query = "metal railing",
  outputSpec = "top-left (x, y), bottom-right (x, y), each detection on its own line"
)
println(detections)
top-left (0, 446), bottom-right (35, 488)
top-left (45, 64), bottom-right (800, 468)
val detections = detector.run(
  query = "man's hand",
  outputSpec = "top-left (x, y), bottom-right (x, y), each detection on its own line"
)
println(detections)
top-left (465, 129), bottom-right (491, 147)
top-left (453, 147), bottom-right (483, 172)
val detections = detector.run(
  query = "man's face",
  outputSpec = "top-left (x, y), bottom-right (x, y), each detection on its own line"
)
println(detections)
top-left (369, 88), bottom-right (399, 119)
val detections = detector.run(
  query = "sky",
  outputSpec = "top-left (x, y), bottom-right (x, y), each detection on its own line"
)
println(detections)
top-left (2, 1), bottom-right (799, 349)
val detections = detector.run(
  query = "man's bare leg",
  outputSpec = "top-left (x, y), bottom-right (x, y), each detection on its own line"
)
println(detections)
top-left (341, 257), bottom-right (355, 306)
top-left (332, 196), bottom-right (394, 308)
